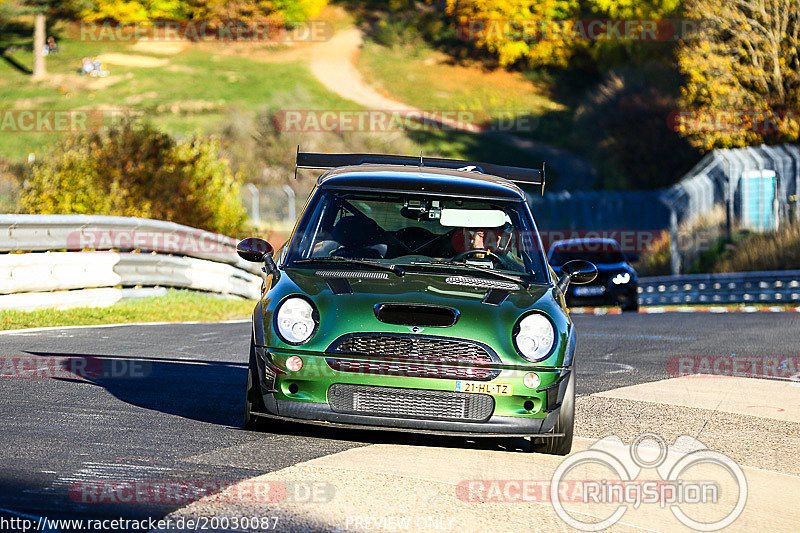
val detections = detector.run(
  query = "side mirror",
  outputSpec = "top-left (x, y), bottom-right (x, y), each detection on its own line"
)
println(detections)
top-left (626, 252), bottom-right (640, 263)
top-left (557, 259), bottom-right (597, 293)
top-left (237, 237), bottom-right (273, 263)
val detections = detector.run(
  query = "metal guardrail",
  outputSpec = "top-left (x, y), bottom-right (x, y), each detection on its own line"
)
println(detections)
top-left (0, 214), bottom-right (261, 275)
top-left (0, 252), bottom-right (261, 299)
top-left (638, 270), bottom-right (800, 305)
top-left (0, 215), bottom-right (264, 307)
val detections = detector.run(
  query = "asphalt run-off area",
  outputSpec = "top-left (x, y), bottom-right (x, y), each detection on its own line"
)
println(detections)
top-left (0, 312), bottom-right (798, 532)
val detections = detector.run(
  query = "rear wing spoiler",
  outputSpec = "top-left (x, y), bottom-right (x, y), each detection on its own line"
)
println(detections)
top-left (295, 149), bottom-right (546, 194)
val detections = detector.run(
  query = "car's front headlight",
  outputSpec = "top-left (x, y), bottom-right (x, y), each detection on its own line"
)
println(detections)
top-left (513, 313), bottom-right (555, 362)
top-left (612, 272), bottom-right (632, 285)
top-left (275, 297), bottom-right (318, 345)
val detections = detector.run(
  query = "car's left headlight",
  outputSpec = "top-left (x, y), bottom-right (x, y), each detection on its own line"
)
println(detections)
top-left (513, 313), bottom-right (555, 362)
top-left (612, 272), bottom-right (632, 285)
top-left (275, 297), bottom-right (318, 345)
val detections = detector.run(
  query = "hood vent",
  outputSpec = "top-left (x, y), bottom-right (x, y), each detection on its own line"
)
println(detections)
top-left (374, 303), bottom-right (459, 327)
top-left (316, 270), bottom-right (389, 280)
top-left (445, 276), bottom-right (519, 291)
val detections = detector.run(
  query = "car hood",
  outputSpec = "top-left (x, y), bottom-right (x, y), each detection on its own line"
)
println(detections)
top-left (592, 261), bottom-right (635, 273)
top-left (262, 268), bottom-right (568, 363)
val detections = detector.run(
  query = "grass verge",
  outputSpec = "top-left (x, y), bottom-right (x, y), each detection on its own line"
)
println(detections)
top-left (0, 289), bottom-right (255, 331)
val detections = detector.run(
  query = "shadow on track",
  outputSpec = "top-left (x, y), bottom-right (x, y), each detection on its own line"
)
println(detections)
top-left (23, 351), bottom-right (535, 454)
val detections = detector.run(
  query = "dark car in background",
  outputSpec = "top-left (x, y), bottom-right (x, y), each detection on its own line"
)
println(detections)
top-left (548, 238), bottom-right (639, 312)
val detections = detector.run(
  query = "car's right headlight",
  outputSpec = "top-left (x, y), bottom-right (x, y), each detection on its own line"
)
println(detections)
top-left (275, 297), bottom-right (318, 345)
top-left (513, 313), bottom-right (555, 362)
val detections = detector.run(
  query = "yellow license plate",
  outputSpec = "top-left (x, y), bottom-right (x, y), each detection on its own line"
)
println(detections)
top-left (455, 381), bottom-right (513, 395)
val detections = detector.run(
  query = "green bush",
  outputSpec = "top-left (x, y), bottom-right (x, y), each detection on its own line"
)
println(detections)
top-left (19, 119), bottom-right (247, 235)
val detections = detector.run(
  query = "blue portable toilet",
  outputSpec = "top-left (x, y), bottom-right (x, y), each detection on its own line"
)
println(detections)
top-left (740, 169), bottom-right (777, 231)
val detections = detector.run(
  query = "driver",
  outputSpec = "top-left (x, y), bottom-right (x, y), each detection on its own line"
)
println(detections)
top-left (460, 227), bottom-right (512, 256)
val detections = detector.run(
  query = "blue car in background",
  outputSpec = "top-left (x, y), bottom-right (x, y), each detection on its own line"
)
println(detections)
top-left (548, 238), bottom-right (639, 312)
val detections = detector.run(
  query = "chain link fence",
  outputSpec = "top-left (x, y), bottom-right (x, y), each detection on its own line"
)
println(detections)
top-left (661, 144), bottom-right (800, 273)
top-left (241, 183), bottom-right (308, 229)
top-left (530, 144), bottom-right (800, 274)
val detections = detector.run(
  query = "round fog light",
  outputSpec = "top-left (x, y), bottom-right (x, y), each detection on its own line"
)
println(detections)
top-left (286, 356), bottom-right (303, 372)
top-left (523, 372), bottom-right (540, 389)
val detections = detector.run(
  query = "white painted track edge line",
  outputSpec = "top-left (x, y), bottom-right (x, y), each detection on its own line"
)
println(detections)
top-left (0, 319), bottom-right (250, 335)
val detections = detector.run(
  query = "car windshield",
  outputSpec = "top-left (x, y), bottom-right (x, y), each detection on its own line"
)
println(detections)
top-left (285, 189), bottom-right (549, 283)
top-left (549, 242), bottom-right (625, 265)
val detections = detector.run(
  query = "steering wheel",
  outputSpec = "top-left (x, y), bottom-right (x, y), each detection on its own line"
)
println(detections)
top-left (451, 249), bottom-right (510, 269)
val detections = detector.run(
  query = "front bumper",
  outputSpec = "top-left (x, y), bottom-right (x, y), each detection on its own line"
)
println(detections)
top-left (252, 347), bottom-right (571, 437)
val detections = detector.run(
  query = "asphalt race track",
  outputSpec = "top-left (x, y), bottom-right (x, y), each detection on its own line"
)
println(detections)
top-left (1, 312), bottom-right (799, 532)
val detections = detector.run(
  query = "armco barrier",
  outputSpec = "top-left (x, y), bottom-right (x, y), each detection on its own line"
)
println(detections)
top-left (0, 215), bottom-right (264, 308)
top-left (0, 252), bottom-right (262, 299)
top-left (0, 214), bottom-right (261, 275)
top-left (638, 270), bottom-right (800, 305)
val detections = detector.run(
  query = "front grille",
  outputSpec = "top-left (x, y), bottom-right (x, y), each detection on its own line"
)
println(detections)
top-left (329, 334), bottom-right (497, 366)
top-left (326, 359), bottom-right (499, 381)
top-left (328, 384), bottom-right (494, 422)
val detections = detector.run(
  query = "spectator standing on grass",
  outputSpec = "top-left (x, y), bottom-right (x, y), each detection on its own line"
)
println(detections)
top-left (47, 36), bottom-right (58, 54)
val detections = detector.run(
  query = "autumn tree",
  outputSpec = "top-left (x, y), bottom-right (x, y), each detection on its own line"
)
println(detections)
top-left (186, 0), bottom-right (326, 24)
top-left (445, 0), bottom-right (582, 68)
top-left (78, 1), bottom-right (188, 22)
top-left (445, 0), bottom-right (682, 69)
top-left (76, 0), bottom-right (326, 23)
top-left (677, 0), bottom-right (800, 150)
top-left (1, 0), bottom-right (89, 79)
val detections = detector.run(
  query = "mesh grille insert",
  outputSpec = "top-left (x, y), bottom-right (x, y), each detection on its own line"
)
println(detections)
top-left (329, 334), bottom-right (497, 366)
top-left (328, 384), bottom-right (494, 422)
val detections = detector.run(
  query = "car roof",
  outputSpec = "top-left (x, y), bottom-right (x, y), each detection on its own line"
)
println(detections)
top-left (317, 165), bottom-right (527, 201)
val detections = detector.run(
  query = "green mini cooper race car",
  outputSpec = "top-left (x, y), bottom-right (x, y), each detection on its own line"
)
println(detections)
top-left (237, 152), bottom-right (597, 455)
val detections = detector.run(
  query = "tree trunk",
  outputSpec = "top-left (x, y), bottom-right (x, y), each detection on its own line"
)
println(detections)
top-left (32, 13), bottom-right (46, 79)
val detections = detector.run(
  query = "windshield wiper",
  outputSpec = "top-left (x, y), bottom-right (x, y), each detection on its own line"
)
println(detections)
top-left (408, 261), bottom-right (528, 287)
top-left (293, 257), bottom-right (405, 277)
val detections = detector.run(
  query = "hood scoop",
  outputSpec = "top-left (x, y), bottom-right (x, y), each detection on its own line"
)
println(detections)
top-left (325, 277), bottom-right (353, 295)
top-left (375, 303), bottom-right (459, 327)
top-left (482, 289), bottom-right (510, 306)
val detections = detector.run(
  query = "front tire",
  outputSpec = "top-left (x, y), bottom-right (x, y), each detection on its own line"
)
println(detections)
top-left (244, 335), bottom-right (267, 430)
top-left (621, 286), bottom-right (639, 312)
top-left (621, 301), bottom-right (639, 312)
top-left (532, 366), bottom-right (575, 455)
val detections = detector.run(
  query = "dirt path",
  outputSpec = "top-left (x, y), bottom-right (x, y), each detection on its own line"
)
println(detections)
top-left (308, 28), bottom-right (597, 190)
